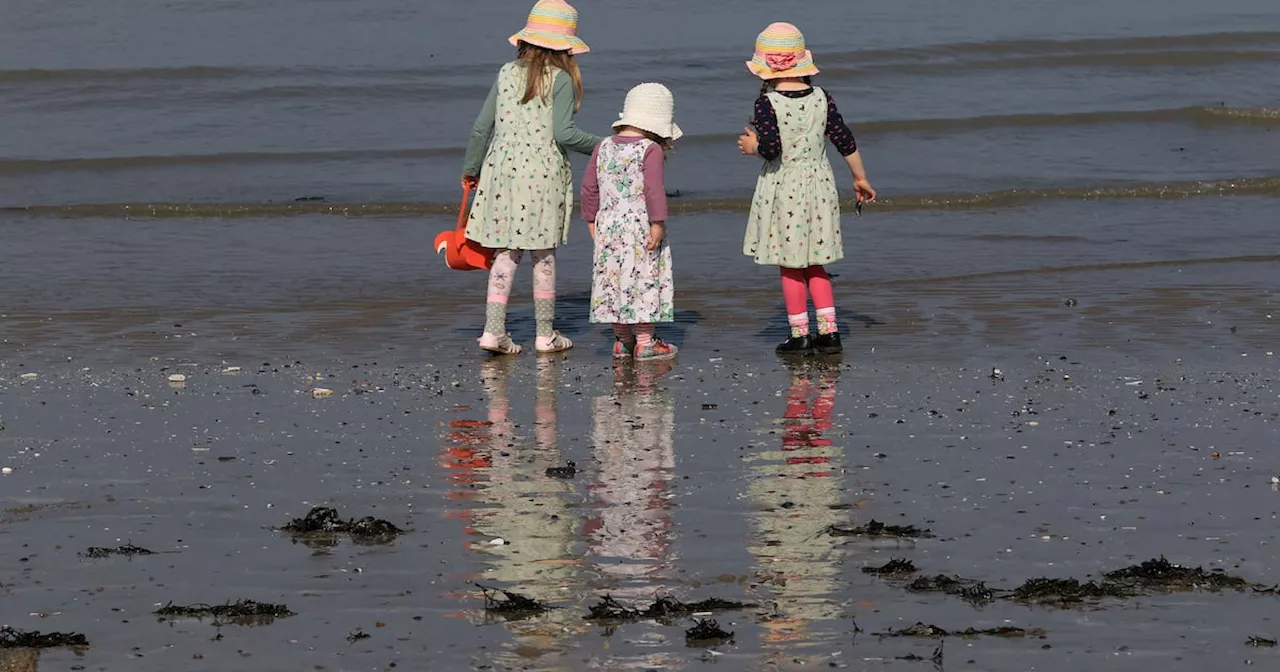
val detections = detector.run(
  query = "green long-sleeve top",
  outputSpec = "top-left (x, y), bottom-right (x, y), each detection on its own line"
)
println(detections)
top-left (462, 64), bottom-right (602, 177)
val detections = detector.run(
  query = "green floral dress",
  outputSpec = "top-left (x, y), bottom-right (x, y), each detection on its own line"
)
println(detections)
top-left (743, 88), bottom-right (843, 268)
top-left (468, 62), bottom-right (574, 250)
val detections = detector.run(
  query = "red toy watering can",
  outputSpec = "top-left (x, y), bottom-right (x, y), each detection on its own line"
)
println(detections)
top-left (434, 183), bottom-right (495, 271)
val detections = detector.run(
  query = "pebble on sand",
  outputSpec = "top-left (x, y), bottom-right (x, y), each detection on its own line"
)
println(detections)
top-left (1, 467), bottom-right (13, 475)
top-left (311, 388), bottom-right (334, 399)
top-left (20, 373), bottom-right (38, 380)
top-left (168, 373), bottom-right (187, 383)
top-left (222, 366), bottom-right (242, 374)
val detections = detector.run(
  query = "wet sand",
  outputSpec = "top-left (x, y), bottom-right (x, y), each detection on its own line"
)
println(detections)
top-left (2, 325), bottom-right (1278, 671)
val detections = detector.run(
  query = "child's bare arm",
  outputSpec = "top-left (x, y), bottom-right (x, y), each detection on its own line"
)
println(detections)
top-left (842, 150), bottom-right (876, 202)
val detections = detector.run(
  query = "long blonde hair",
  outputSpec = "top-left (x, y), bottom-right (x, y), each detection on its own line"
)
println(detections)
top-left (517, 41), bottom-right (584, 112)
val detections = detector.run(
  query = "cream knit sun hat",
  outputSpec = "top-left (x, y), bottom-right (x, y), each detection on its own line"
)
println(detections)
top-left (611, 83), bottom-right (682, 141)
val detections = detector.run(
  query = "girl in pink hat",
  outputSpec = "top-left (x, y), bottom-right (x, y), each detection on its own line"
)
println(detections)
top-left (737, 22), bottom-right (877, 357)
top-left (461, 0), bottom-right (603, 356)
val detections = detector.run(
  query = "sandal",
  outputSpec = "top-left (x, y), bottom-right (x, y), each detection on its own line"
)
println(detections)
top-left (612, 339), bottom-right (636, 359)
top-left (536, 331), bottom-right (574, 354)
top-left (478, 332), bottom-right (522, 355)
top-left (635, 339), bottom-right (678, 362)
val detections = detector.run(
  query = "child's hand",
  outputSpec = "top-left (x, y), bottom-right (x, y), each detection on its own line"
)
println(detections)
top-left (461, 174), bottom-right (479, 190)
top-left (646, 222), bottom-right (665, 251)
top-left (737, 127), bottom-right (759, 156)
top-left (853, 178), bottom-right (877, 203)
top-left (588, 221), bottom-right (596, 240)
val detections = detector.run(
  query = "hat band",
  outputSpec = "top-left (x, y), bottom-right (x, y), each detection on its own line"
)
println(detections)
top-left (524, 19), bottom-right (576, 36)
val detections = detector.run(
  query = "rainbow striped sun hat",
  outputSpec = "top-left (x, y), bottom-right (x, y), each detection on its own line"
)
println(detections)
top-left (746, 22), bottom-right (819, 80)
top-left (509, 0), bottom-right (589, 55)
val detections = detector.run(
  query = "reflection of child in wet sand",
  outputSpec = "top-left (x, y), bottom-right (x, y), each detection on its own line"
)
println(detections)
top-left (586, 361), bottom-right (677, 603)
top-left (745, 361), bottom-right (850, 647)
top-left (442, 358), bottom-right (588, 665)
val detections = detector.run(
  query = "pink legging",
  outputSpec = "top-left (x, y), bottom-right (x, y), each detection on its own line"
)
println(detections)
top-left (781, 266), bottom-right (838, 335)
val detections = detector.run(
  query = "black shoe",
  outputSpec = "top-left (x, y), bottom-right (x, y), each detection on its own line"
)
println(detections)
top-left (813, 332), bottom-right (843, 355)
top-left (776, 335), bottom-right (815, 356)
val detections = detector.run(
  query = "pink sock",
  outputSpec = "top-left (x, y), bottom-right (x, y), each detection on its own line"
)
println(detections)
top-left (805, 266), bottom-right (838, 334)
top-left (781, 268), bottom-right (809, 337)
top-left (636, 323), bottom-right (655, 348)
top-left (612, 324), bottom-right (634, 341)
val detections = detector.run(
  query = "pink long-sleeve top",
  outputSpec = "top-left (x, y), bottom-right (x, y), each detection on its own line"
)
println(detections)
top-left (580, 135), bottom-right (668, 223)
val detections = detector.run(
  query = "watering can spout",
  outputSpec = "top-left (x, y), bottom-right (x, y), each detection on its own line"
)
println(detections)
top-left (432, 184), bottom-right (494, 271)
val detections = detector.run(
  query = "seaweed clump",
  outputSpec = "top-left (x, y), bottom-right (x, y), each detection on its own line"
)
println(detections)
top-left (586, 591), bottom-right (752, 624)
top-left (863, 558), bottom-right (918, 576)
top-left (1009, 578), bottom-right (1129, 605)
top-left (154, 600), bottom-right (295, 626)
top-left (480, 585), bottom-right (549, 620)
top-left (685, 619), bottom-right (733, 646)
top-left (0, 627), bottom-right (89, 649)
top-left (877, 622), bottom-right (1046, 639)
top-left (280, 506), bottom-right (405, 545)
top-left (585, 595), bottom-right (641, 623)
top-left (585, 595), bottom-right (756, 624)
top-left (825, 520), bottom-right (935, 539)
top-left (906, 574), bottom-right (997, 604)
top-left (1247, 636), bottom-right (1277, 648)
top-left (1103, 556), bottom-right (1248, 592)
top-left (81, 543), bottom-right (156, 559)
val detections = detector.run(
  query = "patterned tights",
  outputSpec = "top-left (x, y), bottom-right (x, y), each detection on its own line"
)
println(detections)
top-left (484, 248), bottom-right (557, 338)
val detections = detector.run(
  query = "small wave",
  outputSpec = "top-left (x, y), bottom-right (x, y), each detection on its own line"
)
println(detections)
top-left (5, 31), bottom-right (1276, 87)
top-left (2, 106), bottom-right (1272, 175)
top-left (0, 65), bottom-right (249, 83)
top-left (5, 176), bottom-right (1277, 220)
top-left (868, 254), bottom-right (1280, 287)
top-left (0, 148), bottom-right (460, 174)
top-left (825, 30), bottom-right (1280, 63)
top-left (822, 49), bottom-right (1280, 77)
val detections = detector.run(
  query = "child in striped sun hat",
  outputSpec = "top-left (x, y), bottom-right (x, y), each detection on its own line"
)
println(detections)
top-left (737, 22), bottom-right (877, 357)
top-left (460, 0), bottom-right (603, 356)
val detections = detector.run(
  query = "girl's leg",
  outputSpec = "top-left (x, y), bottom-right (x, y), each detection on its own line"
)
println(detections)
top-left (532, 248), bottom-right (572, 352)
top-left (780, 267), bottom-right (810, 338)
top-left (804, 265), bottom-right (838, 335)
top-left (480, 249), bottom-right (524, 353)
top-left (636, 323), bottom-right (655, 349)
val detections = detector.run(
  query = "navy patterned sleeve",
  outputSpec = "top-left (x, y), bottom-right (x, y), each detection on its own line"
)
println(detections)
top-left (824, 91), bottom-right (858, 157)
top-left (752, 94), bottom-right (782, 161)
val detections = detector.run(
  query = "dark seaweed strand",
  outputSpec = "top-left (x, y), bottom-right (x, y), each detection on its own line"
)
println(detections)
top-left (585, 595), bottom-right (641, 622)
top-left (154, 600), bottom-right (294, 619)
top-left (0, 627), bottom-right (90, 649)
top-left (479, 584), bottom-right (549, 614)
top-left (685, 618), bottom-right (733, 642)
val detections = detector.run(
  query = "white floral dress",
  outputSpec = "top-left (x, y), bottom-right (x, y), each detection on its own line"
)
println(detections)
top-left (743, 87), bottom-right (843, 268)
top-left (589, 138), bottom-right (674, 324)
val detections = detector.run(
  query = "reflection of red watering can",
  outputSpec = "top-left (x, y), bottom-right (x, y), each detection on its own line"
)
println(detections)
top-left (434, 183), bottom-right (495, 271)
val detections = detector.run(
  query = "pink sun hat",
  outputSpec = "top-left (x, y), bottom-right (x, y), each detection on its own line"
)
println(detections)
top-left (746, 22), bottom-right (819, 80)
top-left (509, 0), bottom-right (590, 55)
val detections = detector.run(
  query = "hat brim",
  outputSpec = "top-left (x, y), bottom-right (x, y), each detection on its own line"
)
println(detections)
top-left (510, 31), bottom-right (590, 55)
top-left (612, 117), bottom-right (683, 142)
top-left (746, 50), bottom-right (819, 80)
